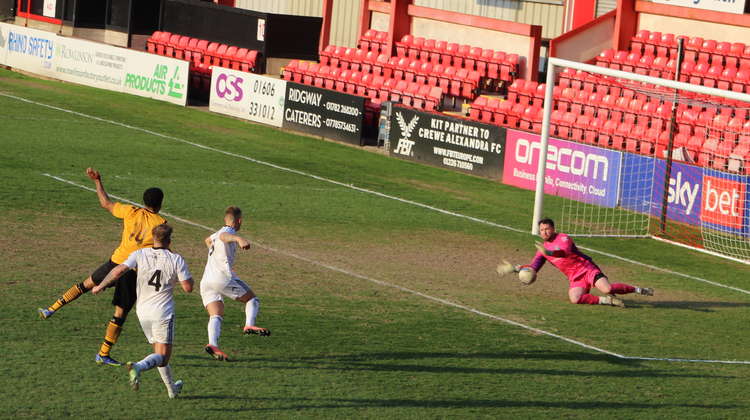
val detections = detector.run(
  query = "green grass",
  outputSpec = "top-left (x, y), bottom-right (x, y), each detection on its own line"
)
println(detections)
top-left (1, 68), bottom-right (749, 419)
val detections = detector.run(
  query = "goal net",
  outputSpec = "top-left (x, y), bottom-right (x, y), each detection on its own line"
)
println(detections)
top-left (533, 57), bottom-right (750, 264)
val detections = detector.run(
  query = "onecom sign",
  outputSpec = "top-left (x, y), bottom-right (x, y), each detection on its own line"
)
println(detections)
top-left (502, 129), bottom-right (622, 207)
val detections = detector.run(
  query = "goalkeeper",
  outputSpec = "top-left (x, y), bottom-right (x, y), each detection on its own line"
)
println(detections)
top-left (501, 218), bottom-right (653, 307)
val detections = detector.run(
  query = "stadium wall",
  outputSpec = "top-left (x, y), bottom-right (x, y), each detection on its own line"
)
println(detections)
top-left (234, 0), bottom-right (360, 48)
top-left (636, 13), bottom-right (750, 43)
top-left (549, 9), bottom-right (616, 61)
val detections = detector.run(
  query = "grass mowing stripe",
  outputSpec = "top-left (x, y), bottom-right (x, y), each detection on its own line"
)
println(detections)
top-left (43, 173), bottom-right (750, 365)
top-left (6, 91), bottom-right (745, 297)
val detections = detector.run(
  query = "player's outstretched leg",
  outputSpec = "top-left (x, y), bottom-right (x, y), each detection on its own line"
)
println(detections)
top-left (608, 283), bottom-right (654, 296)
top-left (204, 344), bottom-right (230, 361)
top-left (243, 297), bottom-right (271, 336)
top-left (39, 282), bottom-right (90, 319)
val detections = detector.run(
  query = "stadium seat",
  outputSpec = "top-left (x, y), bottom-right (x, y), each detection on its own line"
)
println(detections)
top-left (630, 30), bottom-right (649, 54)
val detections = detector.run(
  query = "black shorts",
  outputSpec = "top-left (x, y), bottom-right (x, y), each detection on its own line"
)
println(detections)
top-left (90, 260), bottom-right (137, 312)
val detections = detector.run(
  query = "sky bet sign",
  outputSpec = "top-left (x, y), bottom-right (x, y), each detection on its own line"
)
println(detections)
top-left (502, 129), bottom-right (622, 207)
top-left (638, 159), bottom-right (749, 235)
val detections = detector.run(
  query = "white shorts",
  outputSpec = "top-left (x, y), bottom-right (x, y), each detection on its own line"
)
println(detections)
top-left (200, 276), bottom-right (252, 306)
top-left (139, 316), bottom-right (175, 344)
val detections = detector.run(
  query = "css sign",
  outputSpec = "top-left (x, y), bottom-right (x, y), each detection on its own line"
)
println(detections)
top-left (215, 73), bottom-right (243, 102)
top-left (700, 175), bottom-right (746, 229)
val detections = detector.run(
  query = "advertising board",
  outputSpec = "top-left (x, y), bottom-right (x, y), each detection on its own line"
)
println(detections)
top-left (209, 67), bottom-right (287, 127)
top-left (0, 22), bottom-right (188, 106)
top-left (502, 129), bottom-right (622, 207)
top-left (282, 82), bottom-right (364, 145)
top-left (388, 105), bottom-right (506, 179)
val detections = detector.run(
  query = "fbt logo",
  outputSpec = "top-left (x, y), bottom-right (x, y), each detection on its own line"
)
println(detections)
top-left (393, 138), bottom-right (415, 156)
top-left (514, 138), bottom-right (609, 181)
top-left (393, 112), bottom-right (419, 157)
top-left (700, 176), bottom-right (746, 228)
top-left (215, 73), bottom-right (243, 102)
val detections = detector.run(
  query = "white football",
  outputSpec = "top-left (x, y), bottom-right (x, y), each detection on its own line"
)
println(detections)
top-left (518, 267), bottom-right (537, 285)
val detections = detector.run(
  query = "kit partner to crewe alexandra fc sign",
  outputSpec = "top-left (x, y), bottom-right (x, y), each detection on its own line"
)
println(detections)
top-left (282, 81), bottom-right (365, 145)
top-left (388, 105), bottom-right (506, 180)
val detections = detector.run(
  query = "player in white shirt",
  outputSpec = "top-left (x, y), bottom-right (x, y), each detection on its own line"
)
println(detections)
top-left (93, 224), bottom-right (193, 398)
top-left (200, 206), bottom-right (270, 362)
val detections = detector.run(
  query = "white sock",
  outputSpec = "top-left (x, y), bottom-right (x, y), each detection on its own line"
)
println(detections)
top-left (208, 315), bottom-right (223, 347)
top-left (134, 353), bottom-right (164, 372)
top-left (245, 297), bottom-right (260, 326)
top-left (158, 364), bottom-right (174, 388)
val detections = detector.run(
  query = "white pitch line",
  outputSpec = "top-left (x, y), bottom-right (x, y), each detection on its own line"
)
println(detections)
top-left (42, 173), bottom-right (750, 365)
top-left (4, 92), bottom-right (748, 296)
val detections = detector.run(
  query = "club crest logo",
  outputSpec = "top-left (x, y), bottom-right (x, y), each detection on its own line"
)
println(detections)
top-left (393, 112), bottom-right (418, 156)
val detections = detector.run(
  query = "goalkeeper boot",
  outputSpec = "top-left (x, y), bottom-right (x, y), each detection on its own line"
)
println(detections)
top-left (126, 362), bottom-right (141, 391)
top-left (243, 325), bottom-right (271, 337)
top-left (95, 353), bottom-right (123, 366)
top-left (600, 295), bottom-right (626, 308)
top-left (168, 380), bottom-right (183, 399)
top-left (38, 308), bottom-right (55, 320)
top-left (204, 345), bottom-right (230, 361)
top-left (637, 287), bottom-right (654, 296)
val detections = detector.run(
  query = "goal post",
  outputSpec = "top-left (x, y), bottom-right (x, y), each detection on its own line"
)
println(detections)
top-left (532, 57), bottom-right (750, 264)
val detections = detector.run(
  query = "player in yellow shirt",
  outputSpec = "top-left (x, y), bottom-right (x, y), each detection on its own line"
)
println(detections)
top-left (38, 168), bottom-right (167, 366)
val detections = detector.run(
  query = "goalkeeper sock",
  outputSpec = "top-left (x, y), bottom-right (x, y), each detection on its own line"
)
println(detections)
top-left (609, 283), bottom-right (635, 295)
top-left (208, 315), bottom-right (222, 347)
top-left (577, 294), bottom-right (600, 305)
top-left (99, 316), bottom-right (125, 357)
top-left (48, 282), bottom-right (88, 312)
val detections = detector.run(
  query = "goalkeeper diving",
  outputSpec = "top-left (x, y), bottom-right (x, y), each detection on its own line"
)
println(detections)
top-left (498, 218), bottom-right (653, 308)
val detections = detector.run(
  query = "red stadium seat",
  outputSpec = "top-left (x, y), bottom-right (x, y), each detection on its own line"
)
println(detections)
top-left (630, 29), bottom-right (649, 54)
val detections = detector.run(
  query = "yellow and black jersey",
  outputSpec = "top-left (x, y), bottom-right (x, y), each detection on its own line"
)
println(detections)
top-left (110, 202), bottom-right (167, 264)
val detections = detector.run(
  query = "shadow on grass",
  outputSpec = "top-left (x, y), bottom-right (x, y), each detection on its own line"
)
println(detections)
top-left (625, 300), bottom-right (750, 312)
top-left (249, 351), bottom-right (733, 379)
top-left (206, 396), bottom-right (741, 412)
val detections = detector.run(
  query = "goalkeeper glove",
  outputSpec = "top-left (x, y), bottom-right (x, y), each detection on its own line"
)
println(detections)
top-left (496, 260), bottom-right (520, 277)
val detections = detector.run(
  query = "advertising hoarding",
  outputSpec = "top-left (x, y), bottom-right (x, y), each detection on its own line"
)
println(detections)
top-left (209, 67), bottom-right (287, 127)
top-left (388, 105), bottom-right (506, 180)
top-left (502, 129), bottom-right (622, 207)
top-left (282, 82), bottom-right (364, 145)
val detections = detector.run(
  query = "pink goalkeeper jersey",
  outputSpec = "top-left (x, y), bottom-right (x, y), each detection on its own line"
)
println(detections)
top-left (529, 233), bottom-right (600, 282)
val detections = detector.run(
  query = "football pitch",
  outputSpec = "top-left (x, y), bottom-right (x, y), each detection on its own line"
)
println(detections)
top-left (1, 67), bottom-right (749, 419)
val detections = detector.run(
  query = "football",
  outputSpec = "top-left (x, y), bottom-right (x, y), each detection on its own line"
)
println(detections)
top-left (518, 267), bottom-right (537, 285)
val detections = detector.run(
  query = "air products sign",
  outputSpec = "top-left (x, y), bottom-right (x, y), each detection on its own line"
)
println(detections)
top-left (209, 67), bottom-right (287, 127)
top-left (503, 129), bottom-right (622, 207)
top-left (0, 22), bottom-right (188, 106)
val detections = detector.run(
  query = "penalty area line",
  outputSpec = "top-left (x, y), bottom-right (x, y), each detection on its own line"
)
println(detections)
top-left (3, 92), bottom-right (746, 295)
top-left (42, 173), bottom-right (750, 366)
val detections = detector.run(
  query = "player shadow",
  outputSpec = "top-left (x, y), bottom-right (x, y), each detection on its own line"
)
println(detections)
top-left (289, 350), bottom-right (639, 366)
top-left (259, 351), bottom-right (731, 379)
top-left (624, 300), bottom-right (750, 312)
top-left (206, 396), bottom-right (740, 412)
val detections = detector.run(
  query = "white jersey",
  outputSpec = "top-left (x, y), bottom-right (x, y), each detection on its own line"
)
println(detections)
top-left (123, 247), bottom-right (192, 320)
top-left (202, 226), bottom-right (239, 283)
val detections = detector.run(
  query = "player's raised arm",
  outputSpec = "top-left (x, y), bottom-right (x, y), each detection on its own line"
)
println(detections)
top-left (218, 232), bottom-right (251, 250)
top-left (86, 167), bottom-right (115, 213)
